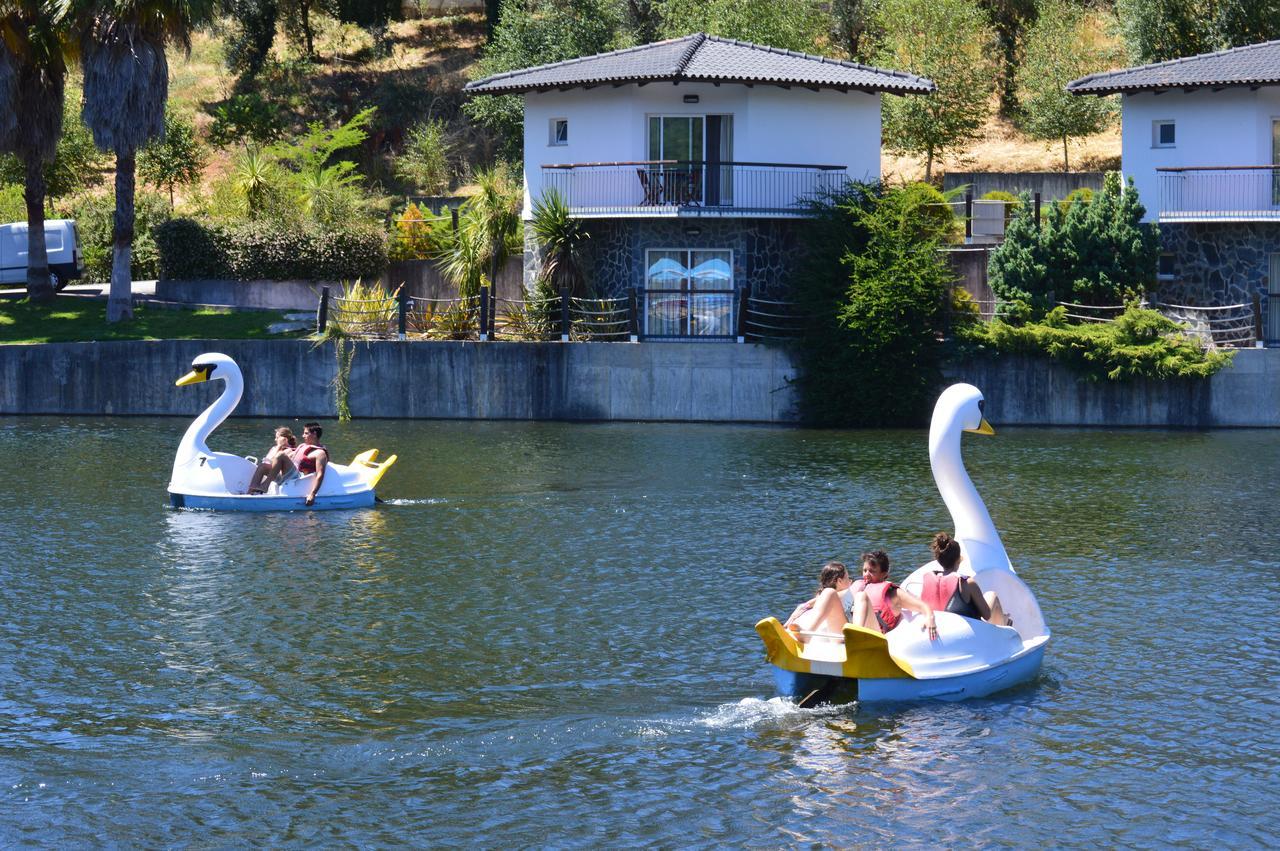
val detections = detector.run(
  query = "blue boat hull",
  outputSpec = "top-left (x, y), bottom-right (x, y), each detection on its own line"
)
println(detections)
top-left (772, 642), bottom-right (1046, 705)
top-left (169, 490), bottom-right (376, 512)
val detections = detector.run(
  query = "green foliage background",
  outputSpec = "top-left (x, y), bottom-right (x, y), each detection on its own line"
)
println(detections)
top-left (988, 173), bottom-right (1160, 314)
top-left (155, 218), bottom-right (388, 281)
top-left (792, 182), bottom-right (957, 427)
top-left (959, 305), bottom-right (1235, 380)
top-left (874, 0), bottom-right (996, 180)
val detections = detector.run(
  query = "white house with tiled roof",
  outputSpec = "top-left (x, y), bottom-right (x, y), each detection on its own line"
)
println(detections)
top-left (466, 34), bottom-right (933, 339)
top-left (1069, 40), bottom-right (1280, 341)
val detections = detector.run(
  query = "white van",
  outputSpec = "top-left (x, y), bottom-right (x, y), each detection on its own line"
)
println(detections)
top-left (0, 219), bottom-right (85, 291)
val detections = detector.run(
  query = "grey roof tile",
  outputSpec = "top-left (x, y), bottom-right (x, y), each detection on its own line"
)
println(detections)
top-left (465, 33), bottom-right (934, 95)
top-left (1068, 39), bottom-right (1280, 95)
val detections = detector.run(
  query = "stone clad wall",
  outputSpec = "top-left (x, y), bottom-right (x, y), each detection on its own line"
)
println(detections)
top-left (573, 218), bottom-right (807, 299)
top-left (1160, 222), bottom-right (1279, 338)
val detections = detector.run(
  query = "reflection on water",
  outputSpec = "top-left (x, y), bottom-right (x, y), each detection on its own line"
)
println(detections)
top-left (0, 417), bottom-right (1277, 844)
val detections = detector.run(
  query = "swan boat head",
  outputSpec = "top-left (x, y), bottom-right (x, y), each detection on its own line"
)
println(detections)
top-left (906, 383), bottom-right (1048, 640)
top-left (928, 383), bottom-right (1007, 574)
top-left (169, 352), bottom-right (254, 496)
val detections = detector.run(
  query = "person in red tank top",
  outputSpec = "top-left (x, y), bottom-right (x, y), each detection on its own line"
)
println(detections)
top-left (293, 422), bottom-right (329, 506)
top-left (919, 532), bottom-right (1010, 626)
top-left (850, 550), bottom-right (938, 639)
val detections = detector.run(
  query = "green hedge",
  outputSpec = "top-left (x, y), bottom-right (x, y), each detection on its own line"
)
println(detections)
top-left (156, 218), bottom-right (388, 281)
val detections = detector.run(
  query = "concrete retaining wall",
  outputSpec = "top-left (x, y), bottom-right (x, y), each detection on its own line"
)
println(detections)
top-left (2, 340), bottom-right (1277, 425)
top-left (155, 257), bottom-right (525, 311)
top-left (945, 348), bottom-right (1280, 427)
top-left (0, 340), bottom-right (800, 422)
top-left (943, 172), bottom-right (1105, 201)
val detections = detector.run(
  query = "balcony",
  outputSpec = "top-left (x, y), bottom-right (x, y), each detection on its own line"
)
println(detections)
top-left (1158, 166), bottom-right (1280, 222)
top-left (540, 160), bottom-right (848, 218)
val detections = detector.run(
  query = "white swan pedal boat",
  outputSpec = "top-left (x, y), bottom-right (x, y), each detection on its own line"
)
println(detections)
top-left (168, 352), bottom-right (397, 511)
top-left (755, 384), bottom-right (1050, 703)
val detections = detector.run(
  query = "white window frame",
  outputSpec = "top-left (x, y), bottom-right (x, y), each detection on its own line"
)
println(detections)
top-left (642, 247), bottom-right (735, 338)
top-left (1152, 120), bottom-right (1176, 148)
top-left (549, 118), bottom-right (568, 146)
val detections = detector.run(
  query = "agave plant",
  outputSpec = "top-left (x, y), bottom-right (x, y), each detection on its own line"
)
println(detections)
top-left (330, 278), bottom-right (398, 337)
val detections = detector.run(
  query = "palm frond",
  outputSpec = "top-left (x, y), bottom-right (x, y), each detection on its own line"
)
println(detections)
top-left (80, 14), bottom-right (166, 153)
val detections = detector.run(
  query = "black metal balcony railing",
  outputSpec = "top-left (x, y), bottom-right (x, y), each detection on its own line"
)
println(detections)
top-left (1158, 166), bottom-right (1280, 221)
top-left (541, 160), bottom-right (848, 216)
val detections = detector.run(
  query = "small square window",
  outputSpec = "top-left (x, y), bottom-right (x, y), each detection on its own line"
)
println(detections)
top-left (549, 118), bottom-right (568, 146)
top-left (1153, 121), bottom-right (1175, 147)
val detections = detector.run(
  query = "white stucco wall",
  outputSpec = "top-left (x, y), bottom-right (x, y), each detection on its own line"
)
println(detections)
top-left (520, 83), bottom-right (881, 216)
top-left (1120, 87), bottom-right (1280, 221)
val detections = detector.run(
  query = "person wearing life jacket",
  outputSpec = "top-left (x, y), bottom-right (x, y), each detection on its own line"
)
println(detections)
top-left (850, 550), bottom-right (938, 639)
top-left (919, 532), bottom-right (1010, 627)
top-left (292, 422), bottom-right (329, 506)
top-left (784, 561), bottom-right (854, 644)
top-left (246, 421), bottom-right (329, 504)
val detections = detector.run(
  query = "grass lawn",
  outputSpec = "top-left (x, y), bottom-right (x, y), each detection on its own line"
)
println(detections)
top-left (0, 299), bottom-right (307, 344)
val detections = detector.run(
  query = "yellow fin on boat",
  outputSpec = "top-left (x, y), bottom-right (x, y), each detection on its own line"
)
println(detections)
top-left (754, 617), bottom-right (914, 679)
top-left (350, 449), bottom-right (379, 466)
top-left (349, 449), bottom-right (398, 489)
top-left (841, 624), bottom-right (914, 679)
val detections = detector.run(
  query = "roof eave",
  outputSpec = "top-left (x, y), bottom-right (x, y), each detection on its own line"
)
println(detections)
top-left (1069, 79), bottom-right (1278, 96)
top-left (466, 77), bottom-right (934, 96)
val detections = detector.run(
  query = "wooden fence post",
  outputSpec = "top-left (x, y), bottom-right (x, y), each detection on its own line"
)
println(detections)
top-left (317, 286), bottom-right (330, 334)
top-left (737, 284), bottom-right (751, 342)
top-left (964, 192), bottom-right (973, 243)
top-left (1034, 192), bottom-right (1042, 228)
top-left (560, 287), bottom-right (571, 342)
top-left (397, 288), bottom-right (407, 341)
top-left (450, 207), bottom-right (459, 232)
top-left (479, 287), bottom-right (491, 341)
top-left (490, 284), bottom-right (499, 339)
top-left (629, 286), bottom-right (640, 342)
top-left (1254, 292), bottom-right (1264, 347)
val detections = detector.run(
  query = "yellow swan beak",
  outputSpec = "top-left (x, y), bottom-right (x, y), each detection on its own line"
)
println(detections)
top-left (966, 417), bottom-right (996, 435)
top-left (176, 365), bottom-right (212, 386)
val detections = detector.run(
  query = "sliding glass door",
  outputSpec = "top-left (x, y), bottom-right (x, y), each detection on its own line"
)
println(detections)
top-left (645, 115), bottom-right (733, 206)
top-left (644, 248), bottom-right (735, 337)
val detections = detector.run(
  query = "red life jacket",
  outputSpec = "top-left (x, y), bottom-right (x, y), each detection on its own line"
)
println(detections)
top-left (922, 571), bottom-right (983, 619)
top-left (863, 580), bottom-right (900, 633)
top-left (295, 443), bottom-right (327, 475)
top-left (922, 572), bottom-right (962, 611)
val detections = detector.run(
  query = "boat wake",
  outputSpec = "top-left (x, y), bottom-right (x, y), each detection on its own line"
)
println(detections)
top-left (381, 498), bottom-right (449, 506)
top-left (697, 697), bottom-right (848, 729)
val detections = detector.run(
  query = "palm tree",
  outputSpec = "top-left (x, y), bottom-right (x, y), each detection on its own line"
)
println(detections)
top-left (71, 0), bottom-right (212, 321)
top-left (0, 0), bottom-right (72, 303)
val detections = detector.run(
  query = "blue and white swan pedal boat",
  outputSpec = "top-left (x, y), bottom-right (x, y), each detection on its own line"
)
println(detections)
top-left (755, 384), bottom-right (1050, 703)
top-left (168, 352), bottom-right (397, 511)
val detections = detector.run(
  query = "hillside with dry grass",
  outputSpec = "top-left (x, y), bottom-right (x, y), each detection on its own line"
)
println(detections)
top-left (158, 10), bottom-right (1122, 202)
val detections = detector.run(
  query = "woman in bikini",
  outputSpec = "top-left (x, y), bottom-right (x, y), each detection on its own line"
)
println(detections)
top-left (784, 561), bottom-right (855, 643)
top-left (246, 427), bottom-right (298, 494)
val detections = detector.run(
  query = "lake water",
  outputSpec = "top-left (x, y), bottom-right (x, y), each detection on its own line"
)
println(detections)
top-left (0, 417), bottom-right (1277, 845)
